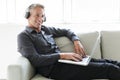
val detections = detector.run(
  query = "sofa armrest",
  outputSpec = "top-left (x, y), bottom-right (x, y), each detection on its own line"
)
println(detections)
top-left (7, 56), bottom-right (35, 80)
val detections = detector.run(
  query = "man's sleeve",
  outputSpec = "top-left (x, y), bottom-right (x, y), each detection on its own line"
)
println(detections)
top-left (48, 27), bottom-right (80, 41)
top-left (17, 32), bottom-right (60, 67)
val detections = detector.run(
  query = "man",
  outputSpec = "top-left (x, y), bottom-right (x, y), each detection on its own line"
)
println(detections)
top-left (18, 3), bottom-right (120, 80)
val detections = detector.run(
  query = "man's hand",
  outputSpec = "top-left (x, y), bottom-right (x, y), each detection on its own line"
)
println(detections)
top-left (59, 53), bottom-right (82, 61)
top-left (74, 40), bottom-right (86, 58)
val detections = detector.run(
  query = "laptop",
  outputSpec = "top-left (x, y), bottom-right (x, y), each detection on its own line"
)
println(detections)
top-left (58, 35), bottom-right (100, 66)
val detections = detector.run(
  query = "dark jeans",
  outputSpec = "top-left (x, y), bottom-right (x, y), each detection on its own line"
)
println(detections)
top-left (49, 58), bottom-right (120, 80)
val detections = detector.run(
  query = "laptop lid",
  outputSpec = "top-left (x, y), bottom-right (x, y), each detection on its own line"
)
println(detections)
top-left (89, 34), bottom-right (100, 57)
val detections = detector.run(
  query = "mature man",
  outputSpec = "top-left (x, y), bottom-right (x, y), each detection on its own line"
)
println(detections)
top-left (18, 3), bottom-right (120, 80)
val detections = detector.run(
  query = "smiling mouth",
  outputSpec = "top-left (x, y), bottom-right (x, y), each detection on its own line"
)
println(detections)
top-left (36, 21), bottom-right (42, 25)
top-left (37, 23), bottom-right (40, 25)
top-left (36, 22), bottom-right (41, 25)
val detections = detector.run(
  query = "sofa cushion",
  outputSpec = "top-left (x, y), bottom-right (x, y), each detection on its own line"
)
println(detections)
top-left (55, 31), bottom-right (101, 59)
top-left (101, 31), bottom-right (120, 61)
top-left (55, 37), bottom-right (74, 52)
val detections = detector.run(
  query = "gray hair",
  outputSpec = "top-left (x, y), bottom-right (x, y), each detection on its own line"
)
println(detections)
top-left (27, 3), bottom-right (45, 12)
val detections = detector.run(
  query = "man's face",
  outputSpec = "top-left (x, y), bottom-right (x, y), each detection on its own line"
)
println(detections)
top-left (28, 7), bottom-right (45, 30)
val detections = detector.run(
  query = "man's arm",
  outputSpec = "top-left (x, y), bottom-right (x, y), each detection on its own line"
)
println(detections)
top-left (17, 32), bottom-right (60, 67)
top-left (48, 27), bottom-right (86, 57)
top-left (48, 27), bottom-right (79, 41)
top-left (74, 40), bottom-right (86, 58)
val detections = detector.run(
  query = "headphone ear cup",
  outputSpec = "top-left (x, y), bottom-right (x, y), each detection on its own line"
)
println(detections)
top-left (25, 12), bottom-right (30, 19)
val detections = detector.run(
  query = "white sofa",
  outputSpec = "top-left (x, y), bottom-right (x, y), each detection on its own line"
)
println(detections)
top-left (7, 31), bottom-right (120, 80)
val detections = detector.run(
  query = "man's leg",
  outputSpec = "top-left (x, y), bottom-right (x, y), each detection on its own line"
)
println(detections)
top-left (49, 58), bottom-right (120, 80)
top-left (91, 58), bottom-right (120, 67)
top-left (88, 62), bottom-right (120, 80)
top-left (89, 59), bottom-right (120, 80)
top-left (50, 62), bottom-right (91, 80)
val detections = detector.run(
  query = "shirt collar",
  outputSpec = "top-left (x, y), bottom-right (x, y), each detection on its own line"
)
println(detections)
top-left (26, 25), bottom-right (45, 33)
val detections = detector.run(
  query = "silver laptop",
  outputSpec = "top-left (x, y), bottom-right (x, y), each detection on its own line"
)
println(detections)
top-left (58, 35), bottom-right (100, 66)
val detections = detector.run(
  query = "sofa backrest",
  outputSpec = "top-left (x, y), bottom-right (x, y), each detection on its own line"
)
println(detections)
top-left (101, 31), bottom-right (120, 61)
top-left (55, 31), bottom-right (101, 59)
